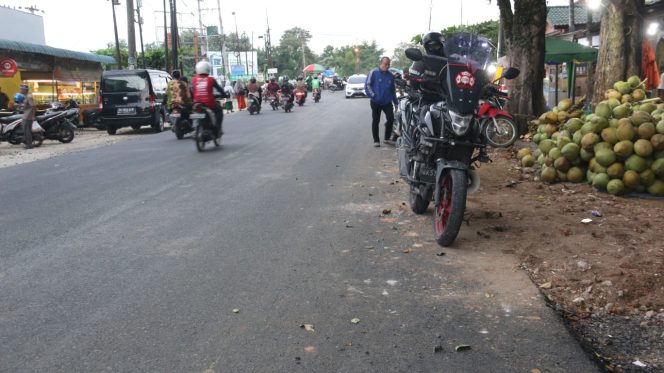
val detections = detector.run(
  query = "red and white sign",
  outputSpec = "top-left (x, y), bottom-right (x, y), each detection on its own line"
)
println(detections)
top-left (0, 58), bottom-right (17, 77)
top-left (455, 71), bottom-right (475, 89)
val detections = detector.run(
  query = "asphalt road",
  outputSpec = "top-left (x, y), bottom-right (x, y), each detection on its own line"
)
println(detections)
top-left (0, 92), bottom-right (598, 372)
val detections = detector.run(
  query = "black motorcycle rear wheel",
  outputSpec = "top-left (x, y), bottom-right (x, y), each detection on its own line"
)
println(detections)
top-left (433, 169), bottom-right (467, 247)
top-left (58, 126), bottom-right (75, 143)
top-left (195, 125), bottom-right (206, 152)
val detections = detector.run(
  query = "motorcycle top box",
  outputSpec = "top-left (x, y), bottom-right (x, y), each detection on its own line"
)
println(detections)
top-left (99, 69), bottom-right (171, 135)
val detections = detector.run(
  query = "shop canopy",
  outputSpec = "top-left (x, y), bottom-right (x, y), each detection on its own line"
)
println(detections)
top-left (545, 36), bottom-right (597, 64)
top-left (544, 37), bottom-right (598, 101)
top-left (0, 38), bottom-right (115, 64)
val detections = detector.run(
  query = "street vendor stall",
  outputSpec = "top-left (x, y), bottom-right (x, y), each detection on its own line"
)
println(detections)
top-left (545, 36), bottom-right (598, 105)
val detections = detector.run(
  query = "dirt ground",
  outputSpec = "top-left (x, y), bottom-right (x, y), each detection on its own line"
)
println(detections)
top-left (2, 131), bottom-right (663, 371)
top-left (449, 146), bottom-right (664, 372)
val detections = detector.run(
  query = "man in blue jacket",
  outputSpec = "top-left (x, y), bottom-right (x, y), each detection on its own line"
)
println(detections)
top-left (365, 57), bottom-right (397, 147)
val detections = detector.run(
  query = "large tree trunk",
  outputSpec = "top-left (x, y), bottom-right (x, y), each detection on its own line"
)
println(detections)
top-left (592, 0), bottom-right (643, 105)
top-left (497, 0), bottom-right (547, 116)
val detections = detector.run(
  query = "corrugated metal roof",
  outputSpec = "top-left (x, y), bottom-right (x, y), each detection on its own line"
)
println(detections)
top-left (548, 6), bottom-right (601, 27)
top-left (0, 38), bottom-right (115, 64)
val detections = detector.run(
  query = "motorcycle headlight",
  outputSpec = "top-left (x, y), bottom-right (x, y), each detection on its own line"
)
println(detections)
top-left (449, 111), bottom-right (473, 136)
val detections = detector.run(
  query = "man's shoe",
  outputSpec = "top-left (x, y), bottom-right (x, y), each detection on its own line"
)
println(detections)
top-left (383, 139), bottom-right (394, 145)
top-left (373, 142), bottom-right (380, 147)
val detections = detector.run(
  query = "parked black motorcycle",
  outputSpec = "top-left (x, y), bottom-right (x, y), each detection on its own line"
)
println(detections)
top-left (170, 105), bottom-right (194, 140)
top-left (35, 109), bottom-right (76, 143)
top-left (400, 32), bottom-right (520, 246)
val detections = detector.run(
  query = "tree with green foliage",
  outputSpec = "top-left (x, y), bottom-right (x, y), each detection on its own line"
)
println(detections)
top-left (391, 42), bottom-right (420, 71)
top-left (272, 27), bottom-right (316, 77)
top-left (440, 20), bottom-right (499, 50)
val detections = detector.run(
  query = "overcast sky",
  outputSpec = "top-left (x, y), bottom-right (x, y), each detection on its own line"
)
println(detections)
top-left (1, 0), bottom-right (570, 56)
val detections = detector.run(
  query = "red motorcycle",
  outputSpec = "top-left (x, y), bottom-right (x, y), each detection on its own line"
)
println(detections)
top-left (476, 81), bottom-right (519, 148)
top-left (295, 89), bottom-right (306, 106)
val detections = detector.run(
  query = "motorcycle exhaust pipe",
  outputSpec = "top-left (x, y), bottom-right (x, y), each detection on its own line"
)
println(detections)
top-left (467, 169), bottom-right (480, 194)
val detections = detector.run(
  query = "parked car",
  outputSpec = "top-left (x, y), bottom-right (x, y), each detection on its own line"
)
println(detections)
top-left (99, 69), bottom-right (171, 134)
top-left (345, 74), bottom-right (368, 99)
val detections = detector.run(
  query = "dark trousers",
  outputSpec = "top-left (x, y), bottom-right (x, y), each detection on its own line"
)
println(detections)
top-left (22, 119), bottom-right (32, 146)
top-left (370, 101), bottom-right (394, 142)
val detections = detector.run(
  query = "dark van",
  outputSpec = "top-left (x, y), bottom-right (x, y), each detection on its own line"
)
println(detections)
top-left (99, 69), bottom-right (171, 134)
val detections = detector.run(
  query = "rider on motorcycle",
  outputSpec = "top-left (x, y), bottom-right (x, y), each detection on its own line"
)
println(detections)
top-left (166, 70), bottom-right (193, 120)
top-left (280, 76), bottom-right (295, 105)
top-left (265, 78), bottom-right (281, 106)
top-left (311, 76), bottom-right (321, 98)
top-left (192, 61), bottom-right (226, 134)
top-left (408, 31), bottom-right (447, 103)
top-left (246, 77), bottom-right (262, 106)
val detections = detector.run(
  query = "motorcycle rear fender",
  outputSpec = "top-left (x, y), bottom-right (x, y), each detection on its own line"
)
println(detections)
top-left (479, 105), bottom-right (513, 119)
top-left (433, 159), bottom-right (468, 206)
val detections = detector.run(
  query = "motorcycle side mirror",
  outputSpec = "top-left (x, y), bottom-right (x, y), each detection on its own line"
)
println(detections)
top-left (502, 67), bottom-right (520, 80)
top-left (405, 48), bottom-right (423, 61)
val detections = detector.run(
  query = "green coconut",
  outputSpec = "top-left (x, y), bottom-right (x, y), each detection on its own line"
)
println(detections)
top-left (607, 162), bottom-right (625, 179)
top-left (631, 111), bottom-right (653, 126)
top-left (625, 154), bottom-right (648, 173)
top-left (595, 148), bottom-right (616, 167)
top-left (573, 130), bottom-right (583, 145)
top-left (622, 170), bottom-right (640, 189)
top-left (548, 147), bottom-right (562, 161)
top-left (631, 88), bottom-right (646, 102)
top-left (612, 104), bottom-right (631, 119)
top-left (639, 169), bottom-right (656, 187)
top-left (590, 116), bottom-right (610, 133)
top-left (656, 120), bottom-right (664, 134)
top-left (614, 140), bottom-right (634, 159)
top-left (621, 94), bottom-right (633, 104)
top-left (589, 158), bottom-right (607, 174)
top-left (614, 81), bottom-right (631, 94)
top-left (638, 103), bottom-right (657, 114)
top-left (616, 122), bottom-right (636, 142)
top-left (601, 127), bottom-right (619, 144)
top-left (592, 172), bottom-right (610, 189)
top-left (651, 134), bottom-right (664, 151)
top-left (561, 142), bottom-right (580, 162)
top-left (580, 148), bottom-right (594, 162)
top-left (564, 118), bottom-right (584, 133)
top-left (605, 89), bottom-right (622, 100)
top-left (557, 98), bottom-right (573, 112)
top-left (554, 156), bottom-right (571, 172)
top-left (538, 139), bottom-right (555, 154)
top-left (587, 170), bottom-right (596, 184)
top-left (637, 122), bottom-right (656, 140)
top-left (517, 148), bottom-right (531, 159)
top-left (594, 141), bottom-right (613, 154)
top-left (652, 158), bottom-right (664, 178)
top-left (581, 133), bottom-right (600, 151)
top-left (541, 166), bottom-right (557, 183)
top-left (580, 122), bottom-right (595, 135)
top-left (627, 75), bottom-right (641, 88)
top-left (607, 98), bottom-right (621, 110)
top-left (606, 179), bottom-right (625, 195)
top-left (633, 139), bottom-right (654, 158)
top-left (595, 102), bottom-right (612, 119)
top-left (648, 180), bottom-right (664, 196)
top-left (567, 167), bottom-right (585, 183)
top-left (537, 154), bottom-right (546, 166)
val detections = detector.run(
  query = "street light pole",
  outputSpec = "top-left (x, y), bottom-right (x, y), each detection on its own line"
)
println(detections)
top-left (163, 0), bottom-right (169, 72)
top-left (354, 47), bottom-right (360, 74)
top-left (232, 11), bottom-right (241, 69)
top-left (242, 32), bottom-right (248, 77)
top-left (136, 0), bottom-right (145, 68)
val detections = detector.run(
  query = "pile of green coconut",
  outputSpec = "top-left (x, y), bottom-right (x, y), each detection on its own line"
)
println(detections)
top-left (518, 75), bottom-right (664, 196)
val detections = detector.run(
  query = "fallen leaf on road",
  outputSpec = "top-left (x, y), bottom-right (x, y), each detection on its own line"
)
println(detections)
top-left (232, 308), bottom-right (240, 313)
top-left (531, 369), bottom-right (542, 373)
top-left (405, 231), bottom-right (419, 237)
top-left (525, 315), bottom-right (542, 320)
top-left (300, 324), bottom-right (315, 332)
top-left (304, 346), bottom-right (316, 353)
top-left (539, 281), bottom-right (552, 289)
top-left (455, 344), bottom-right (471, 352)
top-left (351, 318), bottom-right (360, 324)
top-left (380, 217), bottom-right (396, 223)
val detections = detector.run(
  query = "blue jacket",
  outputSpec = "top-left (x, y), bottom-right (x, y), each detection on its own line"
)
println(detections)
top-left (364, 68), bottom-right (397, 106)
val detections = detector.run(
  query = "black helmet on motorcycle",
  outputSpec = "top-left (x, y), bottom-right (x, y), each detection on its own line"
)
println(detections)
top-left (422, 32), bottom-right (445, 57)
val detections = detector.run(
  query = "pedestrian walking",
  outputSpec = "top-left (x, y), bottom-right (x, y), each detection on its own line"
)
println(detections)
top-left (223, 80), bottom-right (234, 113)
top-left (18, 84), bottom-right (36, 149)
top-left (234, 78), bottom-right (247, 111)
top-left (364, 57), bottom-right (397, 147)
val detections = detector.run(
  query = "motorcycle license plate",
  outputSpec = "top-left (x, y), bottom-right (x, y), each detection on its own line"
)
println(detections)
top-left (117, 107), bottom-right (136, 115)
top-left (190, 113), bottom-right (205, 119)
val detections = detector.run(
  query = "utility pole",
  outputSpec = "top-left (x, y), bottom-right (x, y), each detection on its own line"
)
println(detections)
top-left (569, 0), bottom-right (576, 34)
top-left (232, 11), bottom-right (241, 71)
top-left (265, 12), bottom-right (272, 68)
top-left (126, 0), bottom-right (137, 69)
top-left (136, 0), bottom-right (146, 68)
top-left (163, 0), bottom-right (170, 72)
top-left (110, 0), bottom-right (122, 70)
top-left (215, 0), bottom-right (226, 79)
top-left (196, 0), bottom-right (207, 59)
top-left (242, 32), bottom-right (248, 77)
top-left (428, 0), bottom-right (433, 30)
top-left (169, 0), bottom-right (178, 71)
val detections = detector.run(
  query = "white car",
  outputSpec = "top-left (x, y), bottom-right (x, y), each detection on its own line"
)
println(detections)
top-left (345, 74), bottom-right (367, 99)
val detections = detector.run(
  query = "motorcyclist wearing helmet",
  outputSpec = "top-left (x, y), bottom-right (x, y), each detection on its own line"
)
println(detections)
top-left (408, 31), bottom-right (447, 103)
top-left (311, 75), bottom-right (321, 100)
top-left (280, 76), bottom-right (295, 105)
top-left (192, 60), bottom-right (226, 134)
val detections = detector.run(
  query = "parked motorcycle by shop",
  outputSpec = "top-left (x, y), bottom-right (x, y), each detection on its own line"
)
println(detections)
top-left (0, 115), bottom-right (44, 147)
top-left (35, 109), bottom-right (76, 143)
